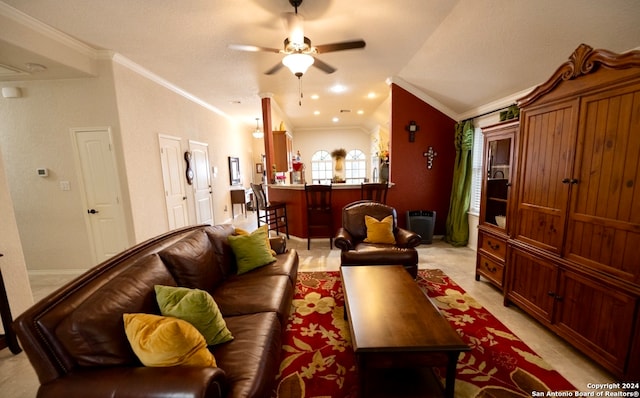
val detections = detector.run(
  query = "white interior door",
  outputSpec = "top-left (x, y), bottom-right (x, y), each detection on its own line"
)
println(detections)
top-left (73, 128), bottom-right (129, 262)
top-left (159, 135), bottom-right (188, 229)
top-left (189, 140), bottom-right (214, 225)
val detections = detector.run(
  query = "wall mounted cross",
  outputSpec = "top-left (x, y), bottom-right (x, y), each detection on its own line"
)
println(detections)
top-left (423, 147), bottom-right (437, 169)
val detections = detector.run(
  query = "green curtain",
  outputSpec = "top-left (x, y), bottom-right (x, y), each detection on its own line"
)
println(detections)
top-left (444, 120), bottom-right (474, 247)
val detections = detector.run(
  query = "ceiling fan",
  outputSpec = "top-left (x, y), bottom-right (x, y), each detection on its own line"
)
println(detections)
top-left (228, 0), bottom-right (366, 78)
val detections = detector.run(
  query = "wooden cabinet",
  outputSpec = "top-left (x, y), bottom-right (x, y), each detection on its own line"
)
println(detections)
top-left (475, 120), bottom-right (518, 290)
top-left (513, 99), bottom-right (577, 255)
top-left (273, 130), bottom-right (292, 172)
top-left (506, 44), bottom-right (640, 379)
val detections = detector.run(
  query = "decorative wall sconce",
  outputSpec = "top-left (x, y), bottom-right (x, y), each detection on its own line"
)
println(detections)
top-left (423, 146), bottom-right (437, 169)
top-left (405, 121), bottom-right (419, 142)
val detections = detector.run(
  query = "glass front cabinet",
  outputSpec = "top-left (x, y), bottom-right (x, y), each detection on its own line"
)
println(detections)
top-left (475, 120), bottom-right (518, 291)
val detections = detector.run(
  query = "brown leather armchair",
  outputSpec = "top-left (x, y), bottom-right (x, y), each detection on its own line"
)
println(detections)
top-left (334, 200), bottom-right (422, 278)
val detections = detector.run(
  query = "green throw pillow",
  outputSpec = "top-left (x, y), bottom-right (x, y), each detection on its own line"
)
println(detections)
top-left (154, 285), bottom-right (233, 346)
top-left (228, 225), bottom-right (277, 274)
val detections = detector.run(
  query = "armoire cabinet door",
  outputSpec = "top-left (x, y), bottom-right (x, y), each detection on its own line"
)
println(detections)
top-left (507, 247), bottom-right (558, 323)
top-left (515, 99), bottom-right (579, 254)
top-left (555, 270), bottom-right (637, 376)
top-left (564, 82), bottom-right (640, 285)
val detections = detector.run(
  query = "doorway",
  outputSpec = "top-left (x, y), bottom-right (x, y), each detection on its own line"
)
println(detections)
top-left (189, 140), bottom-right (214, 225)
top-left (72, 127), bottom-right (129, 262)
top-left (158, 134), bottom-right (189, 229)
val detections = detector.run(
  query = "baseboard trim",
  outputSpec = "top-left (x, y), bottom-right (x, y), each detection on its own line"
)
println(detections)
top-left (28, 269), bottom-right (85, 276)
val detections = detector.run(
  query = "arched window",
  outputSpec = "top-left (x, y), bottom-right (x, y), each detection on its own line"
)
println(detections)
top-left (345, 149), bottom-right (366, 184)
top-left (310, 150), bottom-right (332, 184)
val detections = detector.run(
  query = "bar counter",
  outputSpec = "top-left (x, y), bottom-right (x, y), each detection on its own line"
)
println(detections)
top-left (266, 183), bottom-right (373, 239)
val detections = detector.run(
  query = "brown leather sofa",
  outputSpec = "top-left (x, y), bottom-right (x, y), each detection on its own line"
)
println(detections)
top-left (334, 200), bottom-right (421, 278)
top-left (13, 224), bottom-right (298, 398)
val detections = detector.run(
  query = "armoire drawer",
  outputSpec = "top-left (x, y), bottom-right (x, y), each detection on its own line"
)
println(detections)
top-left (478, 231), bottom-right (507, 261)
top-left (477, 254), bottom-right (504, 287)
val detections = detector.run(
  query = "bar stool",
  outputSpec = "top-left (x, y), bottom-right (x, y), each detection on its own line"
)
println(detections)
top-left (304, 183), bottom-right (333, 250)
top-left (361, 182), bottom-right (388, 204)
top-left (250, 183), bottom-right (290, 239)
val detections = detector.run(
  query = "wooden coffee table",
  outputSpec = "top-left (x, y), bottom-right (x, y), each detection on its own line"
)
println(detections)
top-left (341, 265), bottom-right (469, 398)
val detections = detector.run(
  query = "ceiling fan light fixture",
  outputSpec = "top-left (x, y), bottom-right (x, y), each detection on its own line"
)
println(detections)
top-left (282, 53), bottom-right (314, 77)
top-left (285, 12), bottom-right (305, 48)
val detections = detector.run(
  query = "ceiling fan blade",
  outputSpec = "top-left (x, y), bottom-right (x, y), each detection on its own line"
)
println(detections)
top-left (265, 62), bottom-right (285, 75)
top-left (312, 57), bottom-right (336, 74)
top-left (228, 44), bottom-right (281, 53)
top-left (315, 40), bottom-right (366, 54)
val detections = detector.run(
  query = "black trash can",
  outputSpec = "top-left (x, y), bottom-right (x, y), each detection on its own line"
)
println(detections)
top-left (406, 210), bottom-right (436, 244)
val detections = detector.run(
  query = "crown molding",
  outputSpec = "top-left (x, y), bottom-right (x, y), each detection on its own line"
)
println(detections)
top-left (387, 76), bottom-right (459, 120)
top-left (111, 53), bottom-right (232, 121)
top-left (0, 2), bottom-right (97, 59)
top-left (456, 86), bottom-right (534, 122)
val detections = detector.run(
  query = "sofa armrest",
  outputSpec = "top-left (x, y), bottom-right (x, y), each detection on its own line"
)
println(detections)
top-left (269, 236), bottom-right (287, 254)
top-left (38, 366), bottom-right (227, 398)
top-left (334, 228), bottom-right (355, 251)
top-left (395, 228), bottom-right (422, 248)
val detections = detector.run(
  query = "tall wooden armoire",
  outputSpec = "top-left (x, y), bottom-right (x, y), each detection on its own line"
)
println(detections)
top-left (506, 44), bottom-right (640, 379)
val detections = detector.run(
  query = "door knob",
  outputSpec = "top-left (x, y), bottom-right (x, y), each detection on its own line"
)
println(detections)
top-left (87, 209), bottom-right (99, 214)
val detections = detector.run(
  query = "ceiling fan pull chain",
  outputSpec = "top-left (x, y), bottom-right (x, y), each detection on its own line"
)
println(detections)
top-left (299, 78), bottom-right (303, 106)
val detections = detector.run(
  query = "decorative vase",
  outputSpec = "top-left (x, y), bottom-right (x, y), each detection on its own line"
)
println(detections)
top-left (333, 156), bottom-right (345, 182)
top-left (380, 162), bottom-right (389, 183)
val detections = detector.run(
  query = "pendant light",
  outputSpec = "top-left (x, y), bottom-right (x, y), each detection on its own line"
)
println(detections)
top-left (252, 118), bottom-right (264, 139)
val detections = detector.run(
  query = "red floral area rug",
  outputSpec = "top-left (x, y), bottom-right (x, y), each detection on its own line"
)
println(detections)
top-left (271, 269), bottom-right (575, 398)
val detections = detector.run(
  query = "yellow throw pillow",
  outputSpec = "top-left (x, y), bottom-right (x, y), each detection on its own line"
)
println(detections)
top-left (235, 225), bottom-right (277, 256)
top-left (363, 215), bottom-right (396, 244)
top-left (123, 313), bottom-right (216, 367)
top-left (229, 225), bottom-right (277, 274)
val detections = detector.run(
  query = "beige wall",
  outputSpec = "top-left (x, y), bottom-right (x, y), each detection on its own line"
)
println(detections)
top-left (0, 149), bottom-right (33, 329)
top-left (0, 60), bottom-right (123, 271)
top-left (0, 56), bottom-right (256, 317)
top-left (111, 61), bottom-right (251, 240)
top-left (291, 127), bottom-right (372, 183)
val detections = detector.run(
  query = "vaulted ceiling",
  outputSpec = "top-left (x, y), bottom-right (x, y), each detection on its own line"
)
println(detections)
top-left (1, 0), bottom-right (639, 131)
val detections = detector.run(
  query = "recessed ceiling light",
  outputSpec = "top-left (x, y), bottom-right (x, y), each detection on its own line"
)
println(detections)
top-left (367, 92), bottom-right (376, 99)
top-left (332, 117), bottom-right (339, 123)
top-left (311, 94), bottom-right (319, 100)
top-left (313, 110), bottom-right (320, 115)
top-left (357, 110), bottom-right (364, 115)
top-left (330, 84), bottom-right (346, 93)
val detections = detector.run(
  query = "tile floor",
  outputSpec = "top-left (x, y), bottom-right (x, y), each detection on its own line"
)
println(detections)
top-left (0, 213), bottom-right (617, 397)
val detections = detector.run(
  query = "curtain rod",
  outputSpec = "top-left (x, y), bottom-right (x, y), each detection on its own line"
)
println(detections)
top-left (463, 103), bottom-right (517, 123)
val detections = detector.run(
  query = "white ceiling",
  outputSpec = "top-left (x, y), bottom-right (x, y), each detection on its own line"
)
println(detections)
top-left (1, 0), bottom-right (639, 131)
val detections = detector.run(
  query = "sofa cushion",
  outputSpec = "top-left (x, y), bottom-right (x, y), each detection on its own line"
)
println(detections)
top-left (236, 249), bottom-right (299, 286)
top-left (211, 312), bottom-right (282, 398)
top-left (228, 226), bottom-right (277, 274)
top-left (363, 215), bottom-right (396, 244)
top-left (155, 285), bottom-right (233, 346)
top-left (205, 224), bottom-right (238, 277)
top-left (55, 254), bottom-right (176, 366)
top-left (123, 313), bottom-right (217, 367)
top-left (212, 275), bottom-right (292, 324)
top-left (159, 230), bottom-right (223, 292)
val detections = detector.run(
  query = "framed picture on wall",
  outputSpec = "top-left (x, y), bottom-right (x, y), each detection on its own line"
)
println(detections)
top-left (256, 163), bottom-right (264, 174)
top-left (228, 156), bottom-right (241, 186)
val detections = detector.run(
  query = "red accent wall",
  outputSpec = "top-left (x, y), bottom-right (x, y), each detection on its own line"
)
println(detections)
top-left (387, 84), bottom-right (456, 235)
